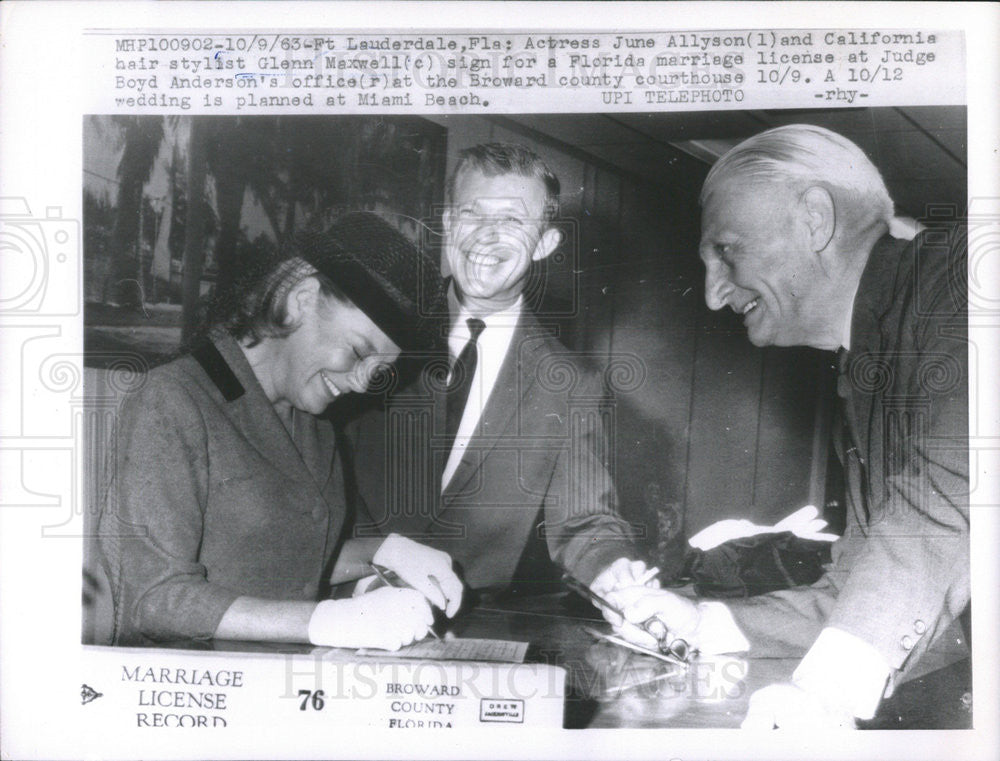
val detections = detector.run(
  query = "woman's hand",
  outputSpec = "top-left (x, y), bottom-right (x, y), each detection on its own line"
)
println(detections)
top-left (372, 534), bottom-right (464, 617)
top-left (307, 587), bottom-right (434, 650)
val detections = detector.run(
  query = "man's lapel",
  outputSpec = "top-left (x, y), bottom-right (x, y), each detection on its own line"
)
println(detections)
top-left (844, 235), bottom-right (906, 488)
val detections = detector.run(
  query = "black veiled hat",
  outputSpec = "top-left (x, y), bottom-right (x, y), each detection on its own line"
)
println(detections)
top-left (293, 212), bottom-right (447, 353)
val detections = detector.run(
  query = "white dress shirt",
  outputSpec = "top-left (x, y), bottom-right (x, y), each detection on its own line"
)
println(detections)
top-left (841, 285), bottom-right (858, 351)
top-left (440, 291), bottom-right (522, 491)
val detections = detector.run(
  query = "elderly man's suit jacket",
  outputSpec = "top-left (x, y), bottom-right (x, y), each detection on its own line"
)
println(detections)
top-left (349, 307), bottom-right (641, 589)
top-left (728, 227), bottom-right (969, 679)
top-left (99, 334), bottom-right (347, 645)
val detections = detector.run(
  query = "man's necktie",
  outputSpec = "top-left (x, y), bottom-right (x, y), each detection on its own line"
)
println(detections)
top-left (836, 348), bottom-right (868, 524)
top-left (836, 348), bottom-right (859, 457)
top-left (444, 317), bottom-right (486, 453)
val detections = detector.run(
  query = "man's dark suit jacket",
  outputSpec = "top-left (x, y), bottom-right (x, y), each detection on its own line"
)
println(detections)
top-left (347, 307), bottom-right (642, 590)
top-left (728, 227), bottom-right (969, 683)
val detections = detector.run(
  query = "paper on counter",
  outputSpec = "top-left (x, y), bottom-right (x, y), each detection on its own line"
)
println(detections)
top-left (357, 638), bottom-right (529, 663)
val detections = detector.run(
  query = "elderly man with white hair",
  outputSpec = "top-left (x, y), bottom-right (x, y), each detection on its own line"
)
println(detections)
top-left (610, 124), bottom-right (969, 728)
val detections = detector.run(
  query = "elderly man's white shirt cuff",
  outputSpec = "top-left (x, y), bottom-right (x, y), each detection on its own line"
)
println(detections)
top-left (792, 627), bottom-right (891, 720)
top-left (693, 601), bottom-right (750, 655)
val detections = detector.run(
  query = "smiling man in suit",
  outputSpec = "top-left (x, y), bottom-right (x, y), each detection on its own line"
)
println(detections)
top-left (348, 142), bottom-right (651, 600)
top-left (608, 124), bottom-right (969, 729)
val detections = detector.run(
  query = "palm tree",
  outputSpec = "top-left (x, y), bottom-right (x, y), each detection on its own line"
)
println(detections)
top-left (103, 116), bottom-right (164, 307)
top-left (181, 118), bottom-right (209, 344)
top-left (99, 114), bottom-right (444, 340)
top-left (206, 117), bottom-right (278, 300)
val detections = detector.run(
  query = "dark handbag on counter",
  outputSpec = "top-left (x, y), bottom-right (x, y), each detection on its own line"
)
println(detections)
top-left (680, 531), bottom-right (832, 598)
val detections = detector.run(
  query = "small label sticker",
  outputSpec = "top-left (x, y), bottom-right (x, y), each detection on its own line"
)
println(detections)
top-left (479, 698), bottom-right (524, 723)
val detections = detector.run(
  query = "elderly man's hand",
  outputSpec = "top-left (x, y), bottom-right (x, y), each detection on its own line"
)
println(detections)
top-left (741, 683), bottom-right (856, 730)
top-left (590, 558), bottom-right (660, 597)
top-left (605, 586), bottom-right (751, 656)
top-left (589, 558), bottom-right (661, 626)
top-left (605, 585), bottom-right (702, 649)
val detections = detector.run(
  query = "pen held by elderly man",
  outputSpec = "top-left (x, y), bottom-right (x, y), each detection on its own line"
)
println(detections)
top-left (561, 572), bottom-right (691, 662)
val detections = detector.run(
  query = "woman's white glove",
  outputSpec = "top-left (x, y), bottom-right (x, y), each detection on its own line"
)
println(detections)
top-left (688, 505), bottom-right (837, 551)
top-left (307, 587), bottom-right (433, 650)
top-left (372, 534), bottom-right (464, 617)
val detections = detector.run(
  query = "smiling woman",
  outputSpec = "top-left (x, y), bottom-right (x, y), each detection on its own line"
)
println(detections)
top-left (228, 259), bottom-right (403, 416)
top-left (97, 212), bottom-right (464, 650)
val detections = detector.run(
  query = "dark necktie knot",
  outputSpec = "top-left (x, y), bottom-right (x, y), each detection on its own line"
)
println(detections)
top-left (448, 318), bottom-right (485, 388)
top-left (466, 317), bottom-right (486, 342)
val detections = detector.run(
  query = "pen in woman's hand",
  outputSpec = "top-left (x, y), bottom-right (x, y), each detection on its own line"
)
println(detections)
top-left (370, 563), bottom-right (441, 640)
